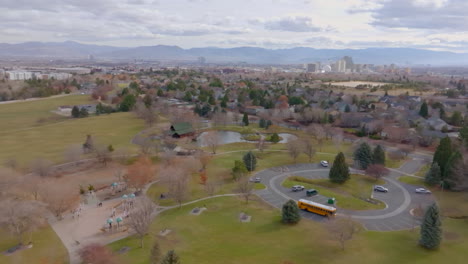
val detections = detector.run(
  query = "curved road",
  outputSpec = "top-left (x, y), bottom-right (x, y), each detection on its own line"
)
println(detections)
top-left (255, 157), bottom-right (435, 231)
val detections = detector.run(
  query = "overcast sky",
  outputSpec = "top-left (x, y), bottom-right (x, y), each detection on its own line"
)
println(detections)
top-left (2, 0), bottom-right (468, 52)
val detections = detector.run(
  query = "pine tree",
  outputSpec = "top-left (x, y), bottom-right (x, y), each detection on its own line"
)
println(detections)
top-left (432, 137), bottom-right (452, 178)
top-left (71, 106), bottom-right (80, 118)
top-left (265, 120), bottom-right (272, 129)
top-left (344, 104), bottom-right (351, 112)
top-left (419, 101), bottom-right (429, 118)
top-left (282, 200), bottom-right (301, 224)
top-left (354, 142), bottom-right (373, 170)
top-left (372, 145), bottom-right (386, 165)
top-left (161, 250), bottom-right (181, 264)
top-left (150, 240), bottom-right (161, 264)
top-left (329, 152), bottom-right (350, 183)
top-left (242, 113), bottom-right (249, 126)
top-left (460, 124), bottom-right (468, 148)
top-left (270, 133), bottom-right (280, 143)
top-left (419, 203), bottom-right (442, 250)
top-left (425, 163), bottom-right (442, 186)
top-left (444, 150), bottom-right (462, 189)
top-left (243, 151), bottom-right (257, 172)
top-left (232, 160), bottom-right (248, 181)
top-left (259, 119), bottom-right (266, 128)
top-left (79, 107), bottom-right (89, 118)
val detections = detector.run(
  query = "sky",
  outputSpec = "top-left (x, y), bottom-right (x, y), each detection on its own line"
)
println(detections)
top-left (1, 0), bottom-right (468, 52)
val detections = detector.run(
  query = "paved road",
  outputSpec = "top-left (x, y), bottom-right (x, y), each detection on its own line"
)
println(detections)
top-left (255, 159), bottom-right (435, 231)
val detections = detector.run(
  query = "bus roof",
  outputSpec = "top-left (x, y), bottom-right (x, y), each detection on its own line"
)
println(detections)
top-left (298, 199), bottom-right (337, 211)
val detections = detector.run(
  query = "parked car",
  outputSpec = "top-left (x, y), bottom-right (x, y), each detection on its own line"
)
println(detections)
top-left (374, 185), bottom-right (388, 193)
top-left (306, 189), bottom-right (318, 196)
top-left (249, 177), bottom-right (261, 183)
top-left (320, 160), bottom-right (329, 167)
top-left (415, 188), bottom-right (431, 194)
top-left (292, 185), bottom-right (305, 192)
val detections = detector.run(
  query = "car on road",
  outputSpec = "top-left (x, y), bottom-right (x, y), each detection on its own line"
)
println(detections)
top-left (415, 188), bottom-right (431, 194)
top-left (292, 185), bottom-right (305, 192)
top-left (320, 160), bottom-right (329, 167)
top-left (374, 185), bottom-right (388, 193)
top-left (249, 177), bottom-right (261, 183)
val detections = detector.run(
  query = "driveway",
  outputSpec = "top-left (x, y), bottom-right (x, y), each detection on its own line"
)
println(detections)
top-left (255, 159), bottom-right (435, 231)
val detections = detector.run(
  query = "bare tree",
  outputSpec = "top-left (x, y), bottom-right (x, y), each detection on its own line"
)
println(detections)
top-left (21, 175), bottom-right (44, 200)
top-left (30, 158), bottom-right (53, 177)
top-left (287, 139), bottom-right (303, 163)
top-left (3, 157), bottom-right (18, 171)
top-left (306, 124), bottom-right (326, 151)
top-left (204, 130), bottom-right (220, 154)
top-left (134, 102), bottom-right (159, 127)
top-left (324, 216), bottom-right (362, 250)
top-left (64, 144), bottom-right (82, 163)
top-left (79, 243), bottom-right (120, 264)
top-left (365, 164), bottom-right (390, 181)
top-left (196, 151), bottom-right (212, 171)
top-left (164, 168), bottom-right (189, 207)
top-left (127, 196), bottom-right (156, 248)
top-left (332, 132), bottom-right (344, 151)
top-left (302, 138), bottom-right (316, 163)
top-left (39, 183), bottom-right (79, 219)
top-left (236, 177), bottom-right (254, 204)
top-left (204, 180), bottom-right (218, 196)
top-left (125, 155), bottom-right (155, 192)
top-left (94, 144), bottom-right (112, 167)
top-left (0, 199), bottom-right (45, 243)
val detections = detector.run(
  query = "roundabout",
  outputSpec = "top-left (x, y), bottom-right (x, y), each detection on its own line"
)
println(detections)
top-left (255, 160), bottom-right (435, 231)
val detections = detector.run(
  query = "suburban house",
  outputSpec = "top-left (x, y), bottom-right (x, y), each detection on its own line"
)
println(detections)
top-left (169, 122), bottom-right (195, 138)
top-left (243, 106), bottom-right (265, 115)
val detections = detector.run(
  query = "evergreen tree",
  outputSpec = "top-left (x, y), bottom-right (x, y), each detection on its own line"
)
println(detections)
top-left (432, 137), bottom-right (452, 178)
top-left (425, 163), bottom-right (442, 186)
top-left (150, 240), bottom-right (161, 264)
top-left (450, 111), bottom-right (463, 126)
top-left (329, 152), bottom-right (350, 183)
top-left (243, 151), bottom-right (257, 172)
top-left (269, 133), bottom-right (280, 143)
top-left (354, 142), bottom-right (373, 170)
top-left (157, 89), bottom-right (164, 96)
top-left (265, 120), bottom-right (272, 129)
top-left (107, 144), bottom-right (114, 152)
top-left (161, 250), bottom-right (181, 264)
top-left (242, 113), bottom-right (249, 126)
top-left (208, 95), bottom-right (216, 105)
top-left (281, 200), bottom-right (301, 224)
top-left (344, 104), bottom-right (351, 113)
top-left (444, 150), bottom-right (462, 189)
top-left (419, 203), bottom-right (442, 250)
top-left (460, 124), bottom-right (468, 148)
top-left (71, 106), bottom-right (80, 118)
top-left (419, 101), bottom-right (429, 118)
top-left (232, 160), bottom-right (248, 181)
top-left (119, 94), bottom-right (136, 112)
top-left (372, 145), bottom-right (386, 165)
top-left (259, 119), bottom-right (266, 128)
top-left (79, 107), bottom-right (89, 118)
top-left (439, 107), bottom-right (446, 121)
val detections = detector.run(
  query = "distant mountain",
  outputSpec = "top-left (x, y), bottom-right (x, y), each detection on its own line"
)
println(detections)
top-left (0, 41), bottom-right (124, 58)
top-left (1, 41), bottom-right (468, 65)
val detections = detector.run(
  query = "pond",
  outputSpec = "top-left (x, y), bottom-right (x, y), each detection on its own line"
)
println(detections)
top-left (197, 131), bottom-right (297, 147)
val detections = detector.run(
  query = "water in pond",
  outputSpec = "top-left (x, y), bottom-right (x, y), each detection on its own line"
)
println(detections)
top-left (197, 131), bottom-right (297, 147)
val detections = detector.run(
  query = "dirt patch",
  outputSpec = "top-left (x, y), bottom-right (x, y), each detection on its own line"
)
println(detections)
top-left (444, 231), bottom-right (460, 240)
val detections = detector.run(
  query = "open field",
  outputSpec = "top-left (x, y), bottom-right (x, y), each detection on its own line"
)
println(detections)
top-left (0, 225), bottom-right (68, 264)
top-left (282, 175), bottom-right (386, 210)
top-left (0, 94), bottom-right (91, 133)
top-left (328, 81), bottom-right (390, 87)
top-left (0, 112), bottom-right (144, 167)
top-left (109, 196), bottom-right (468, 264)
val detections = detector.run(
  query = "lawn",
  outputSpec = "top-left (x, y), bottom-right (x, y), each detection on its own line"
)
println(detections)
top-left (0, 225), bottom-right (68, 264)
top-left (148, 142), bottom-right (346, 206)
top-left (282, 175), bottom-right (385, 210)
top-left (399, 176), bottom-right (425, 186)
top-left (415, 164), bottom-right (431, 177)
top-left (0, 94), bottom-right (91, 133)
top-left (109, 196), bottom-right (468, 264)
top-left (0, 112), bottom-right (144, 167)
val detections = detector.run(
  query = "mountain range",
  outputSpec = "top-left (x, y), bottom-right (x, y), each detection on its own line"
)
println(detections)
top-left (1, 41), bottom-right (468, 65)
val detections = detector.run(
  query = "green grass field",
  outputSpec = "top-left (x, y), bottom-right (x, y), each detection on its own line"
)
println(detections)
top-left (0, 94), bottom-right (91, 133)
top-left (0, 112), bottom-right (143, 167)
top-left (282, 175), bottom-right (385, 210)
top-left (0, 225), bottom-right (68, 264)
top-left (109, 196), bottom-right (468, 264)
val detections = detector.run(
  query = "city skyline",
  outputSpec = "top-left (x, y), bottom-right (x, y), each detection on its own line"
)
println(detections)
top-left (1, 0), bottom-right (468, 52)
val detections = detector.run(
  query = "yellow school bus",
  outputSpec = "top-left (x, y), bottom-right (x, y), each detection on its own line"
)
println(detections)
top-left (297, 199), bottom-right (337, 216)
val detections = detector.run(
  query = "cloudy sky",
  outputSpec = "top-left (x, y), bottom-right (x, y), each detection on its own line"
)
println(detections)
top-left (2, 0), bottom-right (468, 51)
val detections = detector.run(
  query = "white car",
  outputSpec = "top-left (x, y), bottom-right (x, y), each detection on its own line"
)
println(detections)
top-left (374, 185), bottom-right (388, 193)
top-left (249, 177), bottom-right (261, 183)
top-left (292, 185), bottom-right (305, 192)
top-left (415, 188), bottom-right (431, 194)
top-left (320, 160), bottom-right (329, 167)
